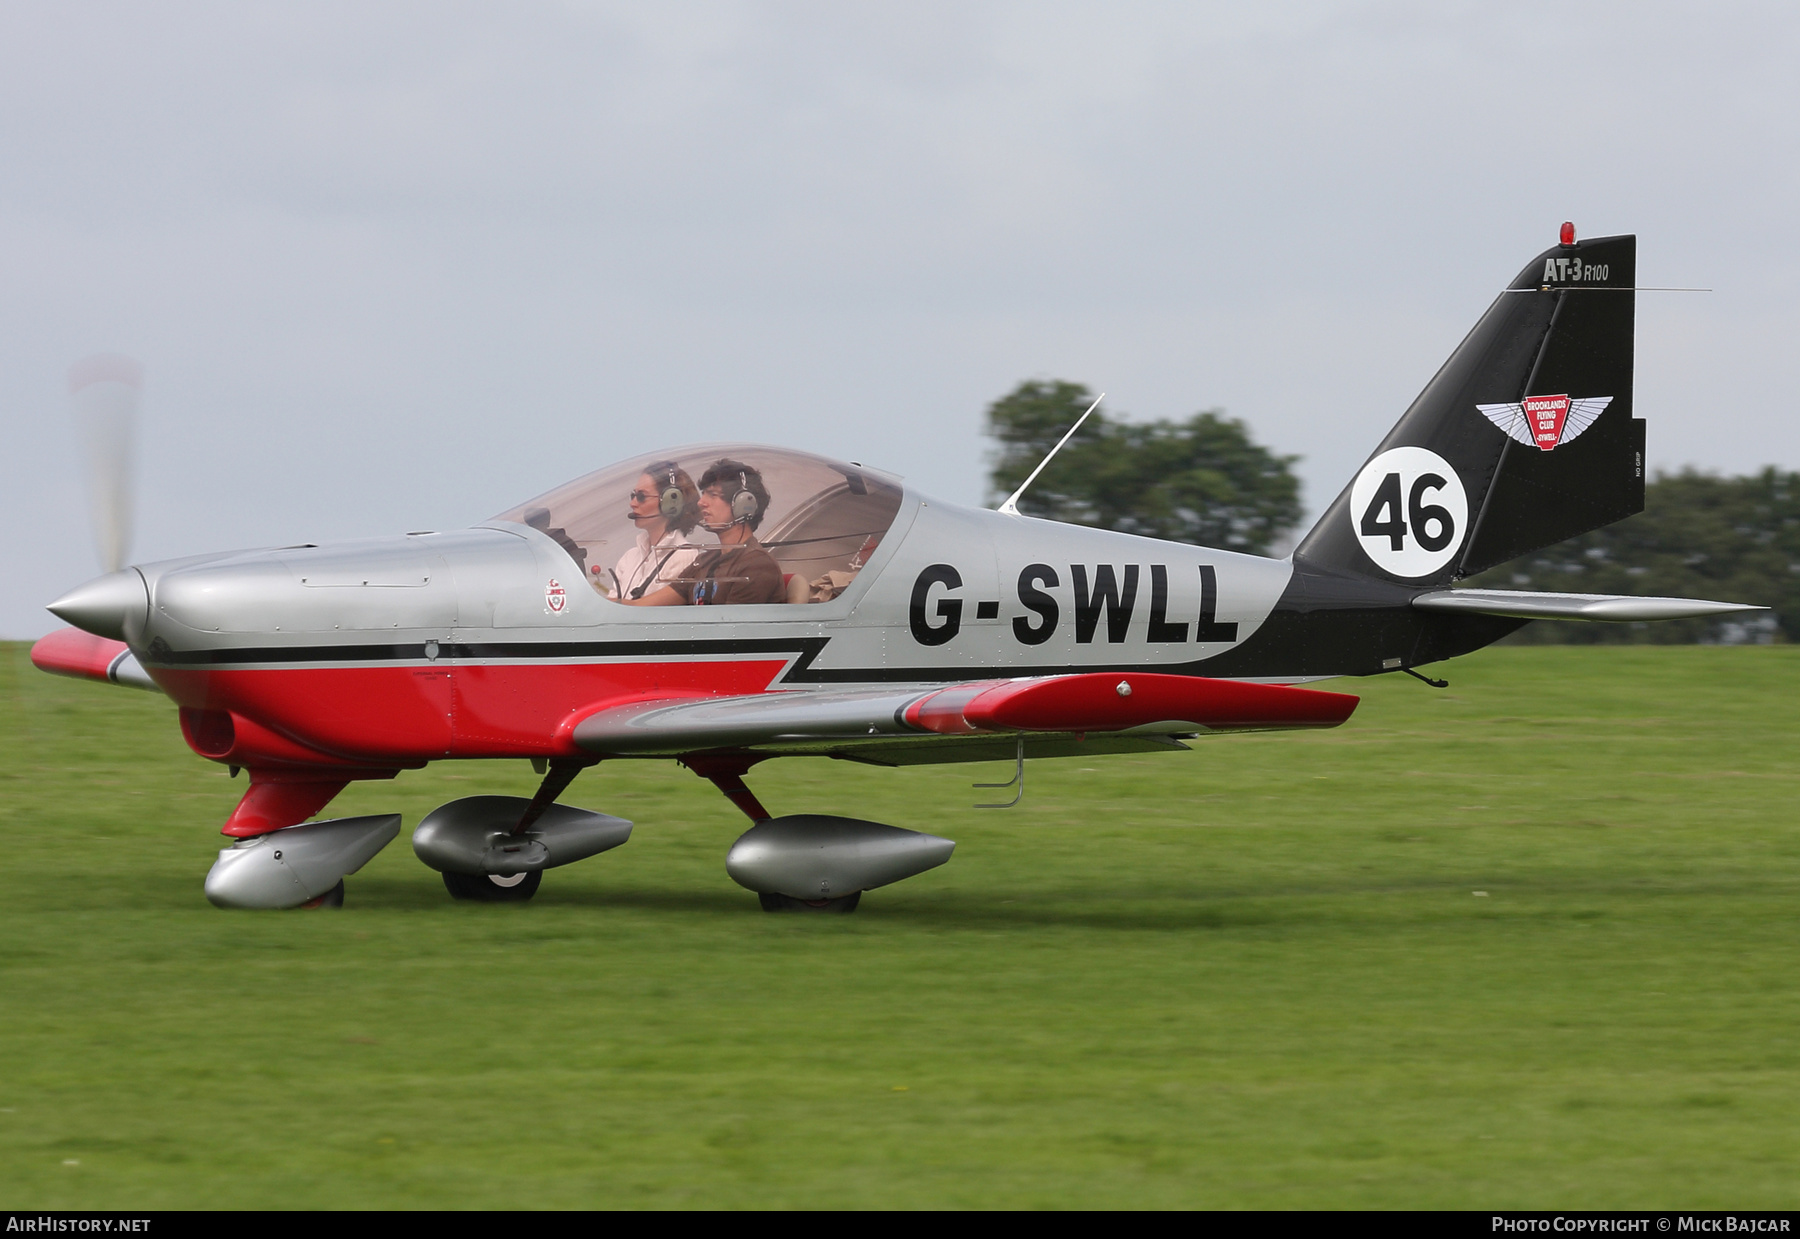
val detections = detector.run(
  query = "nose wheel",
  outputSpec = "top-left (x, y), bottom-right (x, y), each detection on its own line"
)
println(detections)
top-left (443, 871), bottom-right (542, 902)
top-left (758, 891), bottom-right (861, 913)
top-left (299, 880), bottom-right (345, 909)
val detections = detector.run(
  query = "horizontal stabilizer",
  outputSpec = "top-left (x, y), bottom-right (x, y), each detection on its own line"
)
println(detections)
top-left (29, 627), bottom-right (159, 691)
top-left (1412, 589), bottom-right (1765, 623)
top-left (572, 673), bottom-right (1358, 757)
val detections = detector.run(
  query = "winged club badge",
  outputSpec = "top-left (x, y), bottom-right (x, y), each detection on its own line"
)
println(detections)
top-left (1476, 394), bottom-right (1613, 451)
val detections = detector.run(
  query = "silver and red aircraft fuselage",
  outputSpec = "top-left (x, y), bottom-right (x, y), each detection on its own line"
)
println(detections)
top-left (33, 231), bottom-right (1762, 910)
top-left (41, 443), bottom-right (1353, 830)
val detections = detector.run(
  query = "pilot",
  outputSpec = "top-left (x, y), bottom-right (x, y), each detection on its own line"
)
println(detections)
top-left (627, 458), bottom-right (785, 607)
top-left (602, 461), bottom-right (702, 601)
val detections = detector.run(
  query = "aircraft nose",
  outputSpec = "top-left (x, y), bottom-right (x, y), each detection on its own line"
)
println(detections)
top-left (47, 569), bottom-right (149, 642)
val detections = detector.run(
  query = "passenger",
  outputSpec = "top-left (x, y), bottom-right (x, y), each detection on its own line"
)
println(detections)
top-left (628, 459), bottom-right (785, 606)
top-left (601, 461), bottom-right (702, 602)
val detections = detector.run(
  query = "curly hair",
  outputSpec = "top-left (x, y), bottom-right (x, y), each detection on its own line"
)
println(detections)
top-left (698, 458), bottom-right (771, 531)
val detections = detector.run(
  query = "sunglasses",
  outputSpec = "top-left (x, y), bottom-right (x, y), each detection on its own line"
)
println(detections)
top-left (629, 490), bottom-right (657, 503)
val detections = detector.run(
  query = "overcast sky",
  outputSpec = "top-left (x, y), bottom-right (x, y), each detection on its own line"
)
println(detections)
top-left (4, 1), bottom-right (1795, 637)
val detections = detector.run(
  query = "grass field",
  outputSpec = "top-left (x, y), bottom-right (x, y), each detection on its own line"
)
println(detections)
top-left (1, 641), bottom-right (1796, 1209)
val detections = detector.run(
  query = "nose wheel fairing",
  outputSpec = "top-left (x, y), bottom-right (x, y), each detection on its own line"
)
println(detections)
top-left (204, 814), bottom-right (401, 909)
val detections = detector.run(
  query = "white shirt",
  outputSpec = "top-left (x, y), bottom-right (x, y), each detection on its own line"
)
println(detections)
top-left (603, 524), bottom-right (702, 601)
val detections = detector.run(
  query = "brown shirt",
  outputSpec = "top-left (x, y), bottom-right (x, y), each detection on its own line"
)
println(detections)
top-left (670, 538), bottom-right (786, 606)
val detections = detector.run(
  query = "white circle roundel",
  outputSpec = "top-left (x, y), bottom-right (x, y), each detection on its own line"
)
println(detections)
top-left (1349, 446), bottom-right (1468, 578)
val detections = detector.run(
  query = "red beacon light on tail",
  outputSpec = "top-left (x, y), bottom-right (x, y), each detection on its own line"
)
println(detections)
top-left (1560, 221), bottom-right (1576, 245)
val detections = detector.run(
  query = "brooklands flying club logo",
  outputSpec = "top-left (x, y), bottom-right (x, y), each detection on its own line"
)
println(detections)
top-left (545, 578), bottom-right (567, 613)
top-left (1476, 394), bottom-right (1614, 451)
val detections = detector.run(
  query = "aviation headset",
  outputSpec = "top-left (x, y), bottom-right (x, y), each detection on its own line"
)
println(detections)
top-left (727, 471), bottom-right (759, 524)
top-left (657, 465), bottom-right (685, 522)
top-left (630, 463), bottom-right (689, 524)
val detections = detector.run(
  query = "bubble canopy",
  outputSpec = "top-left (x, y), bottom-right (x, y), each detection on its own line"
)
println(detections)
top-left (491, 444), bottom-right (906, 605)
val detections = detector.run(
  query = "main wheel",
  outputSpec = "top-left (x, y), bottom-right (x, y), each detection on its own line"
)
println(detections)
top-left (299, 880), bottom-right (345, 909)
top-left (757, 890), bottom-right (861, 913)
top-left (443, 870), bottom-right (543, 902)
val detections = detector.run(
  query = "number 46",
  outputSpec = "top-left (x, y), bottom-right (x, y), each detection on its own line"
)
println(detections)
top-left (1359, 472), bottom-right (1456, 552)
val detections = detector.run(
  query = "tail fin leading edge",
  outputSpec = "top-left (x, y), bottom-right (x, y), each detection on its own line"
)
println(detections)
top-left (1296, 233), bottom-right (1642, 585)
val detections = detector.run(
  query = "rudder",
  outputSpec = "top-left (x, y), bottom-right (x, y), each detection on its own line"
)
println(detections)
top-left (1296, 232), bottom-right (1643, 586)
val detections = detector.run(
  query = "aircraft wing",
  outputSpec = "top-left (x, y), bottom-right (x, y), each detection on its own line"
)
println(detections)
top-left (1412, 589), bottom-right (1766, 622)
top-left (29, 628), bottom-right (160, 692)
top-left (571, 672), bottom-right (1359, 762)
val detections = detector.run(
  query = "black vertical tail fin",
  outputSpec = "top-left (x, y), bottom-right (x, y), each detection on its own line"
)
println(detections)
top-left (1295, 232), bottom-right (1643, 586)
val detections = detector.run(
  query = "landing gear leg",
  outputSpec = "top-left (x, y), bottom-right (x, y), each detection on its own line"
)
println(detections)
top-left (443, 871), bottom-right (543, 902)
top-left (680, 754), bottom-right (773, 822)
top-left (514, 759), bottom-right (593, 832)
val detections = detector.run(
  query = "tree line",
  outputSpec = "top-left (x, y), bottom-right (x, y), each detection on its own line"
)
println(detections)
top-left (985, 379), bottom-right (1301, 556)
top-left (1463, 468), bottom-right (1796, 645)
top-left (984, 379), bottom-right (1794, 643)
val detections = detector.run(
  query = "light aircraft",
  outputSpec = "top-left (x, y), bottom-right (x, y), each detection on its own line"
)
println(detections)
top-left (33, 226), bottom-right (1761, 912)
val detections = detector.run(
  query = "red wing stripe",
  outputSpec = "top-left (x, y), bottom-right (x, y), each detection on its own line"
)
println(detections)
top-left (960, 673), bottom-right (1357, 732)
top-left (565, 672), bottom-right (1357, 758)
top-left (901, 681), bottom-right (1010, 734)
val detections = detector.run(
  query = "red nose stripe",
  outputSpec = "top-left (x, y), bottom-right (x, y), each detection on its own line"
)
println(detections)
top-left (959, 673), bottom-right (1358, 733)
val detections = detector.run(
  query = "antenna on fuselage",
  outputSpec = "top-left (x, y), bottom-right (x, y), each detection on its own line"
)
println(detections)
top-left (996, 391), bottom-right (1104, 517)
